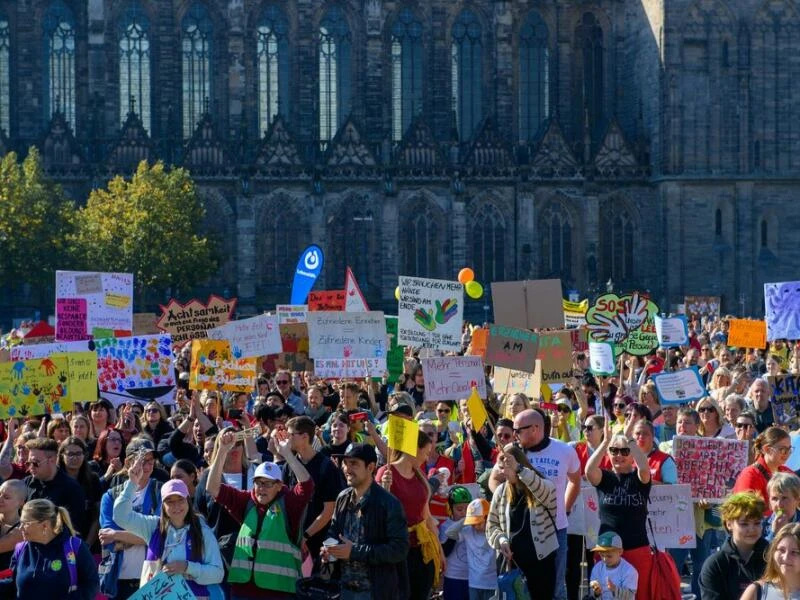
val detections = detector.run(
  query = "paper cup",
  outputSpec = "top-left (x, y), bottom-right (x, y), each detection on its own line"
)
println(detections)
top-left (322, 537), bottom-right (338, 562)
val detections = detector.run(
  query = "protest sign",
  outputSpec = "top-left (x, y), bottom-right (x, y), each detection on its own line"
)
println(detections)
top-left (10, 341), bottom-right (91, 361)
top-left (276, 304), bottom-right (308, 324)
top-left (306, 311), bottom-right (387, 359)
top-left (588, 341), bottom-right (616, 376)
top-left (56, 270), bottom-right (134, 337)
top-left (345, 266), bottom-right (369, 312)
top-left (674, 436), bottom-right (748, 501)
top-left (259, 323), bottom-right (312, 373)
top-left (563, 298), bottom-right (588, 328)
top-left (0, 356), bottom-right (71, 417)
top-left (386, 414), bottom-right (419, 457)
top-left (132, 313), bottom-right (160, 335)
top-left (769, 374), bottom-right (800, 405)
top-left (570, 327), bottom-right (589, 353)
top-left (765, 282), bottom-right (800, 341)
top-left (466, 386), bottom-right (489, 431)
top-left (467, 328), bottom-right (488, 358)
top-left (398, 276), bottom-right (463, 351)
top-left (56, 351), bottom-right (97, 404)
top-left (651, 367), bottom-right (706, 404)
top-left (494, 363), bottom-right (541, 399)
top-left (573, 485), bottom-right (601, 549)
top-left (728, 318), bottom-right (767, 349)
top-left (491, 279), bottom-right (564, 330)
top-left (537, 330), bottom-right (573, 384)
top-left (207, 314), bottom-right (281, 359)
top-left (308, 290), bottom-right (346, 311)
top-left (315, 358), bottom-right (386, 379)
top-left (646, 484), bottom-right (697, 549)
top-left (586, 292), bottom-right (659, 356)
top-left (421, 356), bottom-right (486, 401)
top-left (684, 295), bottom-right (721, 321)
top-left (128, 572), bottom-right (197, 600)
top-left (655, 315), bottom-right (689, 347)
top-left (56, 298), bottom-right (87, 341)
top-left (485, 325), bottom-right (539, 372)
top-left (190, 340), bottom-right (257, 392)
top-left (95, 334), bottom-right (175, 399)
top-left (156, 295), bottom-right (237, 347)
top-left (384, 316), bottom-right (404, 383)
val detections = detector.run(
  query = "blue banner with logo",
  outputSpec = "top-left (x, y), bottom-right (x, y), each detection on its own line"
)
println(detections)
top-left (290, 245), bottom-right (324, 304)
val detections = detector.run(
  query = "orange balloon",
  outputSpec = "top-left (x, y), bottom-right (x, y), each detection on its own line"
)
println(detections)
top-left (458, 268), bottom-right (475, 284)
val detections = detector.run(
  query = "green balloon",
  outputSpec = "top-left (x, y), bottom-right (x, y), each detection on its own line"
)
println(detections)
top-left (466, 281), bottom-right (483, 299)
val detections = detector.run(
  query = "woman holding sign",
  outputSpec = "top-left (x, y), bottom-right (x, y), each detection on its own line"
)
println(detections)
top-left (733, 426), bottom-right (794, 513)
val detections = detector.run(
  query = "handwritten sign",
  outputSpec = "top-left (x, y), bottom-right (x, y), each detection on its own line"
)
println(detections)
top-left (651, 367), bottom-right (706, 405)
top-left (55, 351), bottom-right (97, 404)
top-left (385, 316), bottom-right (404, 383)
top-left (494, 363), bottom-right (541, 399)
top-left (386, 414), bottom-right (419, 457)
top-left (588, 341), bottom-right (616, 376)
top-left (536, 330), bottom-right (573, 384)
top-left (314, 358), bottom-right (386, 379)
top-left (306, 311), bottom-right (387, 359)
top-left (190, 340), bottom-right (257, 392)
top-left (485, 325), bottom-right (539, 372)
top-left (10, 341), bottom-right (91, 361)
top-left (0, 356), bottom-right (71, 417)
top-left (56, 298), bottom-right (87, 341)
top-left (421, 356), bottom-right (486, 401)
top-left (467, 328), bottom-right (489, 359)
top-left (56, 270), bottom-right (133, 336)
top-left (398, 276), bottom-right (463, 351)
top-left (276, 305), bottom-right (308, 324)
top-left (655, 315), bottom-right (689, 347)
top-left (769, 374), bottom-right (800, 405)
top-left (728, 319), bottom-right (767, 349)
top-left (259, 323), bottom-right (312, 373)
top-left (207, 314), bottom-right (282, 359)
top-left (308, 290), bottom-right (346, 311)
top-left (674, 436), bottom-right (748, 501)
top-left (128, 572), bottom-right (197, 600)
top-left (586, 293), bottom-right (659, 356)
top-left (563, 299), bottom-right (588, 328)
top-left (156, 296), bottom-right (237, 347)
top-left (95, 334), bottom-right (175, 397)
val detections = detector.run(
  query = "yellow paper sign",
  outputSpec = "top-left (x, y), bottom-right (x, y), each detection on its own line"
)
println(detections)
top-left (190, 339), bottom-right (256, 392)
top-left (467, 386), bottom-right (489, 432)
top-left (563, 299), bottom-right (589, 313)
top-left (54, 352), bottom-right (97, 404)
top-left (727, 319), bottom-right (767, 349)
top-left (105, 292), bottom-right (132, 308)
top-left (0, 356), bottom-right (71, 418)
top-left (386, 414), bottom-right (419, 457)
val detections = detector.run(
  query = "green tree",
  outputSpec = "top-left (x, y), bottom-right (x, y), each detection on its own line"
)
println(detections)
top-left (72, 161), bottom-right (217, 300)
top-left (0, 147), bottom-right (76, 292)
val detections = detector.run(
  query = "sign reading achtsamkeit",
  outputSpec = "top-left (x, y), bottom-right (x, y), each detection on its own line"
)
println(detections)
top-left (156, 295), bottom-right (237, 346)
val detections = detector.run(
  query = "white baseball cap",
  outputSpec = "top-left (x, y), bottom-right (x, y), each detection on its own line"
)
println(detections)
top-left (253, 461), bottom-right (283, 482)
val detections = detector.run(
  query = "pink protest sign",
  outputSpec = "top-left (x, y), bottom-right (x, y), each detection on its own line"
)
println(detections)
top-left (56, 298), bottom-right (88, 341)
top-left (674, 436), bottom-right (749, 502)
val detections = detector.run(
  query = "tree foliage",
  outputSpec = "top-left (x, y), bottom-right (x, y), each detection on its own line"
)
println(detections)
top-left (71, 161), bottom-right (217, 295)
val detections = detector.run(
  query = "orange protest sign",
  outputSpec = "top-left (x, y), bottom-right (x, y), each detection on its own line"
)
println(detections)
top-left (728, 319), bottom-right (767, 349)
top-left (307, 290), bottom-right (346, 311)
top-left (467, 328), bottom-right (488, 358)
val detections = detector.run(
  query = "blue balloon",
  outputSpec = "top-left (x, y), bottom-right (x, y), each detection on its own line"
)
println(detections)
top-left (290, 244), bottom-right (325, 304)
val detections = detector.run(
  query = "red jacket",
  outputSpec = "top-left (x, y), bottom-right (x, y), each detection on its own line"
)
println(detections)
top-left (647, 448), bottom-right (673, 483)
top-left (732, 456), bottom-right (793, 514)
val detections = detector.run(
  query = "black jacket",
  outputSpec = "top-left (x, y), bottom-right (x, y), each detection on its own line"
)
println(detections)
top-left (699, 535), bottom-right (768, 600)
top-left (327, 480), bottom-right (410, 600)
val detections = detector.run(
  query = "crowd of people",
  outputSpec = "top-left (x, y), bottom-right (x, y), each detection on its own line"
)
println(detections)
top-left (1, 314), bottom-right (800, 599)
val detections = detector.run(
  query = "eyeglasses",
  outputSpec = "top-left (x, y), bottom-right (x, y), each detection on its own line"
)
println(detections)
top-left (254, 479), bottom-right (280, 489)
top-left (771, 445), bottom-right (792, 456)
top-left (513, 424), bottom-right (534, 435)
top-left (735, 422), bottom-right (754, 429)
top-left (276, 380), bottom-right (289, 385)
top-left (698, 406), bottom-right (716, 414)
top-left (582, 425), bottom-right (595, 432)
top-left (62, 451), bottom-right (84, 458)
top-left (608, 447), bottom-right (631, 456)
top-left (614, 403), bottom-right (627, 409)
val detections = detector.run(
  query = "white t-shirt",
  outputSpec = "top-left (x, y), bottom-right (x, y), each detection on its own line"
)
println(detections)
top-left (222, 465), bottom-right (255, 490)
top-left (119, 488), bottom-right (147, 580)
top-left (590, 557), bottom-right (638, 600)
top-left (461, 526), bottom-right (496, 590)
top-left (525, 438), bottom-right (580, 529)
top-left (439, 518), bottom-right (469, 581)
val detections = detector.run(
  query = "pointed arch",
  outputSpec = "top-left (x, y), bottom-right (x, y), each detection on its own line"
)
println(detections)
top-left (599, 198), bottom-right (637, 285)
top-left (326, 198), bottom-right (379, 293)
top-left (451, 9), bottom-right (483, 141)
top-left (391, 7), bottom-right (423, 141)
top-left (519, 11), bottom-right (549, 142)
top-left (43, 0), bottom-right (76, 128)
top-left (319, 6), bottom-right (351, 143)
top-left (256, 193), bottom-right (311, 286)
top-left (256, 4), bottom-right (289, 135)
top-left (182, 2), bottom-right (213, 138)
top-left (539, 202), bottom-right (574, 280)
top-left (400, 196), bottom-right (446, 278)
top-left (468, 200), bottom-right (506, 282)
top-left (575, 12), bottom-right (604, 145)
top-left (118, 2), bottom-right (151, 133)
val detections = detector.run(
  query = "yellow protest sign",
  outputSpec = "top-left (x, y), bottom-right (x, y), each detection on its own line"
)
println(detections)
top-left (386, 414), bottom-right (419, 457)
top-left (0, 356), bottom-right (71, 418)
top-left (54, 352), bottom-right (97, 404)
top-left (467, 386), bottom-right (489, 432)
top-left (190, 339), bottom-right (257, 392)
top-left (728, 319), bottom-right (767, 349)
top-left (563, 299), bottom-right (588, 313)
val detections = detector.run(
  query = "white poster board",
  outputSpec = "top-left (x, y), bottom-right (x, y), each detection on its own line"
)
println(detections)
top-left (10, 341), bottom-right (91, 360)
top-left (314, 358), bottom-right (387, 379)
top-left (588, 341), bottom-right (616, 376)
top-left (208, 314), bottom-right (282, 358)
top-left (55, 270), bottom-right (133, 335)
top-left (398, 276), bottom-right (464, 351)
top-left (276, 305), bottom-right (308, 324)
top-left (306, 311), bottom-right (387, 359)
top-left (651, 367), bottom-right (706, 404)
top-left (421, 356), bottom-right (486, 401)
top-left (655, 315), bottom-right (689, 347)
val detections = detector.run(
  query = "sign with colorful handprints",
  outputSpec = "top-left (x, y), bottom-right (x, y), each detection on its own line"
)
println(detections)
top-left (585, 292), bottom-right (659, 357)
top-left (190, 339), bottom-right (257, 392)
top-left (397, 276), bottom-right (463, 351)
top-left (95, 334), bottom-right (175, 394)
top-left (0, 356), bottom-right (71, 417)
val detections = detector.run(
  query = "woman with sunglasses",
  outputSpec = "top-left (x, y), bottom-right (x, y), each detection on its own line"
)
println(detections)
top-left (586, 417), bottom-right (658, 600)
top-left (696, 397), bottom-right (725, 438)
top-left (734, 426), bottom-right (795, 513)
top-left (141, 402), bottom-right (174, 448)
top-left (610, 395), bottom-right (632, 435)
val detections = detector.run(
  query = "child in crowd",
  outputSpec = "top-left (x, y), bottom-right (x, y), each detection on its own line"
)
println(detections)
top-left (439, 486), bottom-right (472, 600)
top-left (764, 472), bottom-right (800, 541)
top-left (589, 531), bottom-right (638, 600)
top-left (445, 497), bottom-right (496, 600)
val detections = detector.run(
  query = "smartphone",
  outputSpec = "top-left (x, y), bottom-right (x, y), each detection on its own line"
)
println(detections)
top-left (229, 408), bottom-right (243, 419)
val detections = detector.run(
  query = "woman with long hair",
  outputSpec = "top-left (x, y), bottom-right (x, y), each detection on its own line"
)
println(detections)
top-left (88, 399), bottom-right (115, 439)
top-left (58, 437), bottom-right (101, 549)
top-left (89, 428), bottom-right (125, 490)
top-left (486, 444), bottom-right (558, 599)
top-left (0, 480), bottom-right (26, 571)
top-left (741, 523), bottom-right (800, 600)
top-left (141, 402), bottom-right (174, 448)
top-left (696, 397), bottom-right (725, 438)
top-left (170, 459), bottom-right (199, 498)
top-left (70, 414), bottom-right (96, 456)
top-left (733, 426), bottom-right (794, 511)
top-left (377, 430), bottom-right (444, 600)
top-left (113, 455), bottom-right (224, 597)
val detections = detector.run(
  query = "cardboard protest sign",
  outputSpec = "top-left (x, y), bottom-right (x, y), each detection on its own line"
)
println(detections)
top-left (586, 292), bottom-right (659, 356)
top-left (655, 315), bottom-right (689, 347)
top-left (0, 356), bottom-right (71, 417)
top-left (10, 341), bottom-right (91, 361)
top-left (308, 290), bottom-right (346, 311)
top-left (570, 327), bottom-right (589, 353)
top-left (728, 318), bottom-right (767, 349)
top-left (563, 298), bottom-right (588, 328)
top-left (315, 358), bottom-right (386, 379)
top-left (156, 295), bottom-right (236, 347)
top-left (306, 311), bottom-right (387, 359)
top-left (386, 414), bottom-right (419, 456)
top-left (190, 339), bottom-right (257, 392)
top-left (56, 270), bottom-right (134, 338)
top-left (466, 386), bottom-right (489, 431)
top-left (684, 295), bottom-right (721, 321)
top-left (651, 367), bottom-right (706, 404)
top-left (276, 305), bottom-right (308, 324)
top-left (128, 572), bottom-right (196, 600)
top-left (765, 282), bottom-right (800, 341)
top-left (207, 314), bottom-right (281, 359)
top-left (485, 325), bottom-right (539, 372)
top-left (467, 328), bottom-right (488, 358)
top-left (398, 276), bottom-right (463, 351)
top-left (537, 330), bottom-right (573, 384)
top-left (769, 374), bottom-right (800, 405)
top-left (421, 356), bottom-right (486, 401)
top-left (56, 298), bottom-right (87, 341)
top-left (646, 484), bottom-right (697, 549)
top-left (384, 316), bottom-right (404, 383)
top-left (95, 334), bottom-right (175, 399)
top-left (132, 313), bottom-right (160, 335)
top-left (56, 351), bottom-right (98, 404)
top-left (259, 323), bottom-right (312, 373)
top-left (674, 436), bottom-right (748, 501)
top-left (588, 341), bottom-right (616, 376)
top-left (494, 362), bottom-right (541, 399)
top-left (491, 279), bottom-right (564, 330)
top-left (344, 266), bottom-right (369, 312)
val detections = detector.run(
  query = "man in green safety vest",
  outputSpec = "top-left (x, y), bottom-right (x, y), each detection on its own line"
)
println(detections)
top-left (206, 427), bottom-right (314, 599)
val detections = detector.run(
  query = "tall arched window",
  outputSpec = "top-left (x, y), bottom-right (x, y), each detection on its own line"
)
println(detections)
top-left (519, 11), bottom-right (549, 141)
top-left (761, 220), bottom-right (768, 248)
top-left (119, 3), bottom-right (151, 132)
top-left (470, 203), bottom-right (506, 282)
top-left (575, 12), bottom-right (604, 143)
top-left (319, 7), bottom-right (351, 143)
top-left (404, 202), bottom-right (441, 277)
top-left (540, 205), bottom-right (572, 278)
top-left (451, 9), bottom-right (483, 141)
top-left (257, 5), bottom-right (289, 135)
top-left (600, 205), bottom-right (634, 283)
top-left (391, 8), bottom-right (423, 141)
top-left (0, 17), bottom-right (10, 135)
top-left (182, 3), bottom-right (212, 138)
top-left (43, 1), bottom-right (76, 128)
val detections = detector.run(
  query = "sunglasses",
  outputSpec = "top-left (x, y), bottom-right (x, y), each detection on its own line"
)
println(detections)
top-left (608, 447), bottom-right (631, 457)
top-left (614, 403), bottom-right (627, 409)
top-left (437, 408), bottom-right (451, 414)
top-left (513, 424), bottom-right (534, 434)
top-left (145, 408), bottom-right (160, 414)
top-left (735, 422), bottom-right (753, 429)
top-left (276, 380), bottom-right (289, 385)
top-left (582, 425), bottom-right (595, 432)
top-left (25, 459), bottom-right (48, 467)
top-left (557, 406), bottom-right (571, 413)
top-left (698, 406), bottom-right (716, 413)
